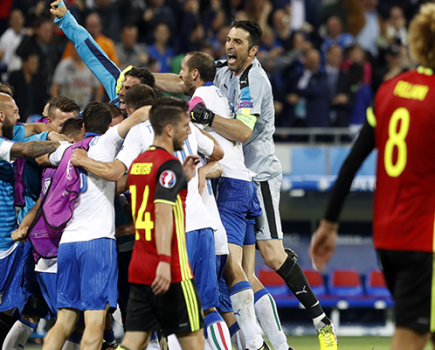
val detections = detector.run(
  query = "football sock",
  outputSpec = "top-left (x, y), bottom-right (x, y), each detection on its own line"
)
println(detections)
top-left (167, 334), bottom-right (182, 350)
top-left (104, 328), bottom-right (116, 346)
top-left (62, 341), bottom-right (81, 350)
top-left (67, 331), bottom-right (82, 344)
top-left (145, 332), bottom-right (160, 350)
top-left (204, 311), bottom-right (231, 350)
top-left (229, 281), bottom-right (263, 350)
top-left (276, 257), bottom-right (325, 320)
top-left (254, 289), bottom-right (288, 350)
top-left (2, 318), bottom-right (36, 350)
top-left (313, 314), bottom-right (331, 331)
top-left (0, 313), bottom-right (16, 347)
top-left (229, 322), bottom-right (245, 350)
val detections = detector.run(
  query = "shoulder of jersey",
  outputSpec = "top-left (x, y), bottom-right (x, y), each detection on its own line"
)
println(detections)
top-left (216, 60), bottom-right (228, 69)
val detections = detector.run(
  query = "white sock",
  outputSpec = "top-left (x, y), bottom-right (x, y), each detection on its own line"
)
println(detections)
top-left (62, 341), bottom-right (81, 350)
top-left (2, 319), bottom-right (35, 350)
top-left (168, 334), bottom-right (182, 350)
top-left (229, 323), bottom-right (245, 350)
top-left (229, 282), bottom-right (263, 350)
top-left (146, 332), bottom-right (160, 350)
top-left (204, 312), bottom-right (232, 350)
top-left (254, 290), bottom-right (288, 350)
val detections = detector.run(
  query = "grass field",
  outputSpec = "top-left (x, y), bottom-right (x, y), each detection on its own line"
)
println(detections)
top-left (26, 336), bottom-right (435, 350)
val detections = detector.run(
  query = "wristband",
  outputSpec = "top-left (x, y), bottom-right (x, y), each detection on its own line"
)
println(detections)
top-left (159, 254), bottom-right (171, 264)
top-left (58, 0), bottom-right (65, 8)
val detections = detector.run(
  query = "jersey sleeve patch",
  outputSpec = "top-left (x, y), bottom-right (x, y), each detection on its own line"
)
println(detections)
top-left (155, 159), bottom-right (187, 204)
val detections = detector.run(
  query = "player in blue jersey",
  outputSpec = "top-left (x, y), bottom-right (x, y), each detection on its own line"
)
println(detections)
top-left (0, 91), bottom-right (64, 346)
top-left (50, 0), bottom-right (158, 117)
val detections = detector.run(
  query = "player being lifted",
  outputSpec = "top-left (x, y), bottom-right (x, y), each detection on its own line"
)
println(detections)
top-left (118, 99), bottom-right (204, 350)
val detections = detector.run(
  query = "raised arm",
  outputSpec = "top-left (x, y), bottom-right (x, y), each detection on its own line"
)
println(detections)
top-left (153, 73), bottom-right (185, 94)
top-left (116, 105), bottom-right (151, 139)
top-left (50, 0), bottom-right (121, 101)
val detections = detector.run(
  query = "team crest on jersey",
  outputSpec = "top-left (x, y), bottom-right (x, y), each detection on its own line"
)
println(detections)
top-left (160, 170), bottom-right (176, 188)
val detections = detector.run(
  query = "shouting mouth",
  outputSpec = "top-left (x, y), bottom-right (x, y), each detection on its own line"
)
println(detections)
top-left (227, 53), bottom-right (237, 66)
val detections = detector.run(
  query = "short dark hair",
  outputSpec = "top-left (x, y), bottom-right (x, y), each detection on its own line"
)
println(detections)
top-left (105, 103), bottom-right (123, 119)
top-left (230, 20), bottom-right (262, 49)
top-left (185, 52), bottom-right (216, 82)
top-left (61, 118), bottom-right (83, 138)
top-left (0, 83), bottom-right (14, 97)
top-left (150, 97), bottom-right (188, 136)
top-left (125, 84), bottom-right (156, 112)
top-left (48, 96), bottom-right (80, 120)
top-left (82, 102), bottom-right (112, 134)
top-left (125, 67), bottom-right (155, 87)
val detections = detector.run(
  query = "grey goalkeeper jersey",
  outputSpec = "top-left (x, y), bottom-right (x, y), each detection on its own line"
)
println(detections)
top-left (214, 58), bottom-right (282, 181)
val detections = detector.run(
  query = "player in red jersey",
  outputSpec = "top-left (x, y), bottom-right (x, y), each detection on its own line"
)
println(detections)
top-left (310, 4), bottom-right (435, 350)
top-left (117, 98), bottom-right (204, 350)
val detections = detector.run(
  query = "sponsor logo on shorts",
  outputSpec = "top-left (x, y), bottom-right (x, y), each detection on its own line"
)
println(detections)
top-left (160, 170), bottom-right (176, 188)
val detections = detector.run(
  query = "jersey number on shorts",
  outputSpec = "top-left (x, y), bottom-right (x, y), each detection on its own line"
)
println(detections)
top-left (130, 184), bottom-right (154, 241)
top-left (384, 107), bottom-right (410, 178)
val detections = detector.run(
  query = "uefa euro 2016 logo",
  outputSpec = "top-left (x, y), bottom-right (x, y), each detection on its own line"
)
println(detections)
top-left (160, 170), bottom-right (176, 188)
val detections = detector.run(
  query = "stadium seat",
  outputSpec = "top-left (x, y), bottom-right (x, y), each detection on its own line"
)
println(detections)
top-left (302, 268), bottom-right (326, 296)
top-left (257, 268), bottom-right (288, 296)
top-left (365, 269), bottom-right (392, 298)
top-left (328, 269), bottom-right (364, 297)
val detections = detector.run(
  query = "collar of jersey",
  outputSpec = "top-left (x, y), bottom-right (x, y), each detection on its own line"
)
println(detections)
top-left (203, 81), bottom-right (213, 86)
top-left (84, 132), bottom-right (100, 138)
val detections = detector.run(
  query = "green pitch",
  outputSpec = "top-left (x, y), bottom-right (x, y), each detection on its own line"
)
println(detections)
top-left (283, 336), bottom-right (433, 350)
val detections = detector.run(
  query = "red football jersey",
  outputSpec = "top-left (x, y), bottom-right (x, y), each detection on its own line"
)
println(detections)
top-left (373, 68), bottom-right (435, 252)
top-left (127, 146), bottom-right (192, 284)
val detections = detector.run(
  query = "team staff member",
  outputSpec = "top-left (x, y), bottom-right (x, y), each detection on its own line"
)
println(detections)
top-left (118, 100), bottom-right (204, 350)
top-left (310, 4), bottom-right (435, 350)
top-left (152, 20), bottom-right (337, 350)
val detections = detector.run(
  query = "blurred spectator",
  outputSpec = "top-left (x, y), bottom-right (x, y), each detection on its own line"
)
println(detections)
top-left (286, 48), bottom-right (329, 127)
top-left (8, 51), bottom-right (48, 122)
top-left (62, 12), bottom-right (120, 67)
top-left (272, 8), bottom-right (292, 49)
top-left (202, 0), bottom-right (223, 35)
top-left (10, 0), bottom-right (51, 28)
top-left (258, 26), bottom-right (284, 71)
top-left (209, 25), bottom-right (230, 60)
top-left (320, 16), bottom-right (355, 58)
top-left (326, 45), bottom-right (355, 127)
top-left (92, 0), bottom-right (124, 42)
top-left (372, 44), bottom-right (411, 93)
top-left (385, 6), bottom-right (407, 47)
top-left (180, 21), bottom-right (206, 53)
top-left (319, 0), bottom-right (365, 37)
top-left (356, 0), bottom-right (381, 57)
top-left (348, 62), bottom-right (372, 134)
top-left (0, 0), bottom-right (13, 35)
top-left (51, 46), bottom-right (102, 110)
top-left (148, 22), bottom-right (174, 73)
top-left (116, 24), bottom-right (149, 70)
top-left (137, 0), bottom-right (175, 45)
top-left (341, 44), bottom-right (372, 85)
top-left (15, 16), bottom-right (60, 84)
top-left (0, 9), bottom-right (25, 81)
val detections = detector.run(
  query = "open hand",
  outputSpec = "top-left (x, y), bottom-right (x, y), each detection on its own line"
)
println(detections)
top-left (309, 219), bottom-right (339, 271)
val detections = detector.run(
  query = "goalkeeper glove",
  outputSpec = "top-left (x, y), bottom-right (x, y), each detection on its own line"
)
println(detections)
top-left (116, 65), bottom-right (134, 95)
top-left (190, 102), bottom-right (215, 126)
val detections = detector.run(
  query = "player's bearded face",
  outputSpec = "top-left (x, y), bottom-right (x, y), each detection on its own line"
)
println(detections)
top-left (226, 27), bottom-right (251, 74)
top-left (2, 115), bottom-right (14, 140)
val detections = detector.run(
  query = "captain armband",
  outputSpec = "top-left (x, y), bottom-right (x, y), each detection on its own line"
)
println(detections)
top-left (236, 113), bottom-right (257, 130)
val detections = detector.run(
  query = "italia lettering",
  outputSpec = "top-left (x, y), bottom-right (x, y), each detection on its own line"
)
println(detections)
top-left (131, 163), bottom-right (153, 175)
top-left (393, 81), bottom-right (429, 101)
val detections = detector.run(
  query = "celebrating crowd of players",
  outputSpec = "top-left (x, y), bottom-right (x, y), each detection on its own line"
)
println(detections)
top-left (6, 1), bottom-right (435, 350)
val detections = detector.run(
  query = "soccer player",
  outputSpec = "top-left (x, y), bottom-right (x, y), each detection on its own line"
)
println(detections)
top-left (118, 99), bottom-right (204, 350)
top-left (0, 92), bottom-right (63, 346)
top-left (40, 102), bottom-right (150, 350)
top-left (50, 0), bottom-right (157, 117)
top-left (310, 4), bottom-right (435, 350)
top-left (152, 20), bottom-right (337, 349)
top-left (178, 51), bottom-right (276, 350)
top-left (45, 96), bottom-right (80, 133)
